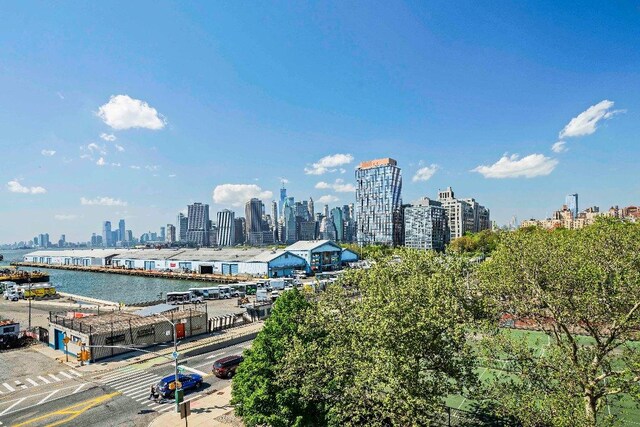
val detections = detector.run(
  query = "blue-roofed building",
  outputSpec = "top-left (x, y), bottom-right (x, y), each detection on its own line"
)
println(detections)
top-left (285, 240), bottom-right (345, 273)
top-left (248, 250), bottom-right (307, 278)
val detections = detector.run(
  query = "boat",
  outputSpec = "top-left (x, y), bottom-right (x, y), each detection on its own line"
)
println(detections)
top-left (0, 267), bottom-right (50, 284)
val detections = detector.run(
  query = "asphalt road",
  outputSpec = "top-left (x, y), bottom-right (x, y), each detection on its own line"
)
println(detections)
top-left (0, 340), bottom-right (252, 427)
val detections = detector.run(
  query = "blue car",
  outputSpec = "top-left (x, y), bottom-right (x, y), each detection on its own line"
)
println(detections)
top-left (155, 373), bottom-right (203, 398)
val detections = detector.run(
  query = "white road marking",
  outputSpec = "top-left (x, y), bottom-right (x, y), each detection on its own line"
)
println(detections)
top-left (117, 377), bottom-right (160, 393)
top-left (2, 383), bottom-right (15, 392)
top-left (15, 381), bottom-right (27, 389)
top-left (179, 365), bottom-right (207, 376)
top-left (0, 398), bottom-right (26, 416)
top-left (26, 378), bottom-right (39, 386)
top-left (37, 390), bottom-right (59, 405)
top-left (104, 374), bottom-right (155, 388)
top-left (48, 374), bottom-right (61, 382)
top-left (206, 352), bottom-right (224, 360)
top-left (193, 361), bottom-right (214, 370)
top-left (72, 383), bottom-right (86, 394)
top-left (37, 376), bottom-right (50, 384)
top-left (98, 367), bottom-right (138, 382)
top-left (69, 370), bottom-right (82, 377)
top-left (59, 371), bottom-right (74, 379)
top-left (158, 405), bottom-right (173, 412)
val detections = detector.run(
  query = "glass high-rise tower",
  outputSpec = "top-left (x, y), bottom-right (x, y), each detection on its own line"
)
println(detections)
top-left (355, 158), bottom-right (403, 246)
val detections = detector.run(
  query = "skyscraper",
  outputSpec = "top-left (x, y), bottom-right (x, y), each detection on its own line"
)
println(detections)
top-left (279, 183), bottom-right (287, 217)
top-left (102, 221), bottom-right (112, 247)
top-left (404, 198), bottom-right (448, 251)
top-left (566, 193), bottom-right (579, 219)
top-left (118, 219), bottom-right (126, 243)
top-left (234, 217), bottom-right (246, 245)
top-left (166, 224), bottom-right (176, 243)
top-left (356, 158), bottom-right (403, 246)
top-left (177, 213), bottom-right (188, 242)
top-left (308, 197), bottom-right (314, 219)
top-left (331, 207), bottom-right (344, 241)
top-left (217, 209), bottom-right (236, 247)
top-left (438, 187), bottom-right (490, 241)
top-left (160, 226), bottom-right (166, 242)
top-left (284, 197), bottom-right (297, 243)
top-left (186, 203), bottom-right (210, 246)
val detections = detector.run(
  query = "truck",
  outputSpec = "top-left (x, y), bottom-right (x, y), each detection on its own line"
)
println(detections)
top-left (166, 291), bottom-right (204, 305)
top-left (269, 279), bottom-right (285, 291)
top-left (256, 289), bottom-right (269, 303)
top-left (0, 320), bottom-right (20, 349)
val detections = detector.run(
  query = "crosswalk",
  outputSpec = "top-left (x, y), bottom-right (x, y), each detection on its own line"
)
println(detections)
top-left (95, 367), bottom-right (202, 413)
top-left (0, 370), bottom-right (81, 394)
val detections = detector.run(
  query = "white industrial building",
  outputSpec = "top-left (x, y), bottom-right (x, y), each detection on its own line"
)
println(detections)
top-left (23, 249), bottom-right (121, 266)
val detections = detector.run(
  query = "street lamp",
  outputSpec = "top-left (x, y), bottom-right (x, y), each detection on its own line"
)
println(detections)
top-left (27, 277), bottom-right (32, 330)
top-left (155, 312), bottom-right (181, 413)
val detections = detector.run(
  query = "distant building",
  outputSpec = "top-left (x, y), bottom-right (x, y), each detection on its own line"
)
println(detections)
top-left (177, 213), bottom-right (188, 242)
top-left (331, 207), bottom-right (344, 241)
top-left (308, 197), bottom-right (315, 219)
top-left (118, 219), bottom-right (126, 243)
top-left (234, 217), bottom-right (246, 245)
top-left (319, 217), bottom-right (338, 241)
top-left (437, 187), bottom-right (490, 240)
top-left (217, 210), bottom-right (236, 247)
top-left (299, 220), bottom-right (317, 240)
top-left (159, 227), bottom-right (166, 242)
top-left (102, 221), bottom-right (112, 247)
top-left (356, 158), bottom-right (403, 246)
top-left (566, 194), bottom-right (579, 219)
top-left (404, 198), bottom-right (448, 251)
top-left (283, 198), bottom-right (297, 244)
top-left (186, 203), bottom-right (210, 246)
top-left (166, 224), bottom-right (176, 243)
top-left (58, 234), bottom-right (66, 248)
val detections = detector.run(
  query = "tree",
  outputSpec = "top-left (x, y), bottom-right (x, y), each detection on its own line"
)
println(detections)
top-left (477, 219), bottom-right (640, 426)
top-left (448, 229), bottom-right (500, 256)
top-left (279, 249), bottom-right (479, 426)
top-left (231, 288), bottom-right (319, 427)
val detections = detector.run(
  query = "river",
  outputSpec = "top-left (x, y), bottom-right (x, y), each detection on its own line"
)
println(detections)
top-left (0, 248), bottom-right (217, 304)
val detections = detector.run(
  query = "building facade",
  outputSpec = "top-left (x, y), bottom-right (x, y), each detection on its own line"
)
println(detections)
top-left (186, 203), bottom-right (210, 246)
top-left (102, 221), bottom-right (112, 247)
top-left (404, 198), bottom-right (448, 251)
top-left (356, 158), bottom-right (403, 246)
top-left (217, 209), bottom-right (236, 247)
top-left (437, 187), bottom-right (490, 240)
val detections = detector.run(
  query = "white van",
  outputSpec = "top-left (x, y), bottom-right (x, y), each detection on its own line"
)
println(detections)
top-left (256, 289), bottom-right (269, 303)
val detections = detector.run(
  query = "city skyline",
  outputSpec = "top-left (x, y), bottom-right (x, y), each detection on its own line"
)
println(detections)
top-left (2, 2), bottom-right (639, 242)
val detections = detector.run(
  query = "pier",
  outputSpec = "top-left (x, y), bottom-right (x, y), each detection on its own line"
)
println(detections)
top-left (11, 262), bottom-right (246, 283)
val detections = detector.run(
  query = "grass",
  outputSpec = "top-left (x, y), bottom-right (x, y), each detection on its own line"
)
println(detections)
top-left (445, 328), bottom-right (640, 425)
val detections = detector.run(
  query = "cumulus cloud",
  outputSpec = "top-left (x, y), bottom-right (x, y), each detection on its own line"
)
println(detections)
top-left (97, 95), bottom-right (165, 130)
top-left (41, 149), bottom-right (56, 156)
top-left (54, 214), bottom-right (78, 220)
top-left (96, 157), bottom-right (106, 166)
top-left (114, 144), bottom-right (125, 152)
top-left (551, 141), bottom-right (567, 153)
top-left (111, 162), bottom-right (121, 167)
top-left (130, 165), bottom-right (141, 170)
top-left (315, 179), bottom-right (355, 192)
top-left (559, 100), bottom-right (624, 138)
top-left (80, 196), bottom-right (127, 206)
top-left (317, 194), bottom-right (340, 204)
top-left (472, 154), bottom-right (558, 178)
top-left (212, 184), bottom-right (273, 207)
top-left (100, 133), bottom-right (117, 142)
top-left (7, 179), bottom-right (47, 194)
top-left (304, 153), bottom-right (354, 175)
top-left (412, 164), bottom-right (439, 182)
top-left (145, 165), bottom-right (159, 171)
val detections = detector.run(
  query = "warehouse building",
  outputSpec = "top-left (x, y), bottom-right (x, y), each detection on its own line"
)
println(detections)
top-left (23, 249), bottom-right (120, 266)
top-left (286, 240), bottom-right (344, 273)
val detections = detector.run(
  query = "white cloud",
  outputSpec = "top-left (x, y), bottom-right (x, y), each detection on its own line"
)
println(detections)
top-left (87, 143), bottom-right (100, 152)
top-left (145, 165), bottom-right (159, 171)
top-left (96, 157), bottom-right (106, 166)
top-left (97, 95), bottom-right (165, 130)
top-left (100, 133), bottom-right (117, 142)
top-left (317, 195), bottom-right (340, 204)
top-left (111, 162), bottom-right (121, 167)
top-left (315, 179), bottom-right (355, 192)
top-left (472, 154), bottom-right (558, 179)
top-left (114, 144), bottom-right (125, 152)
top-left (41, 149), bottom-right (56, 156)
top-left (551, 141), bottom-right (567, 153)
top-left (168, 174), bottom-right (176, 178)
top-left (212, 184), bottom-right (274, 207)
top-left (7, 179), bottom-right (47, 194)
top-left (54, 214), bottom-right (78, 220)
top-left (304, 153), bottom-right (354, 175)
top-left (56, 91), bottom-right (65, 100)
top-left (80, 196), bottom-right (127, 206)
top-left (279, 177), bottom-right (289, 184)
top-left (559, 100), bottom-right (624, 138)
top-left (130, 165), bottom-right (141, 170)
top-left (80, 154), bottom-right (93, 160)
top-left (412, 164), bottom-right (439, 182)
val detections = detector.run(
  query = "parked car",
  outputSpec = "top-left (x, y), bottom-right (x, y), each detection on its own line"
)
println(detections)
top-left (155, 373), bottom-right (203, 398)
top-left (213, 355), bottom-right (244, 379)
top-left (271, 290), bottom-right (280, 301)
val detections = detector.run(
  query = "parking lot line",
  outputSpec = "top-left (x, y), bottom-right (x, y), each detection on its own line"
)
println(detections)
top-left (37, 376), bottom-right (50, 384)
top-left (26, 378), bottom-right (39, 387)
top-left (48, 374), bottom-right (61, 382)
top-left (2, 383), bottom-right (15, 392)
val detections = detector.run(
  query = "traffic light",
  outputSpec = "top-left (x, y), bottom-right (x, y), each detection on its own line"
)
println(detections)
top-left (77, 353), bottom-right (83, 362)
top-left (81, 350), bottom-right (90, 361)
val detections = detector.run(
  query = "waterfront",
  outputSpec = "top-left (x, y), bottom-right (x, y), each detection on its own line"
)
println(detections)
top-left (0, 249), bottom-right (220, 304)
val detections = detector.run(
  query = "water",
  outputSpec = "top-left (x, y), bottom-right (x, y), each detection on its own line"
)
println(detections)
top-left (0, 249), bottom-right (217, 304)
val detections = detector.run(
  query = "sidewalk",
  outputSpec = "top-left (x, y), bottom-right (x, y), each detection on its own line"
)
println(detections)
top-left (148, 385), bottom-right (240, 427)
top-left (32, 321), bottom-right (263, 375)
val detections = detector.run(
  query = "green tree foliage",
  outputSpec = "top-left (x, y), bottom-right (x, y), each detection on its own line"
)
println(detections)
top-left (448, 229), bottom-right (500, 256)
top-left (279, 249), bottom-right (479, 426)
top-left (231, 288), bottom-right (319, 427)
top-left (341, 243), bottom-right (396, 261)
top-left (477, 219), bottom-right (640, 426)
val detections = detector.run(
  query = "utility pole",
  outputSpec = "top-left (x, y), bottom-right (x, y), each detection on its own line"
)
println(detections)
top-left (156, 313), bottom-right (181, 413)
top-left (27, 277), bottom-right (32, 330)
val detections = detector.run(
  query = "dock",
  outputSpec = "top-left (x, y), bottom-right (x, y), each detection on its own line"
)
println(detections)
top-left (11, 262), bottom-right (246, 283)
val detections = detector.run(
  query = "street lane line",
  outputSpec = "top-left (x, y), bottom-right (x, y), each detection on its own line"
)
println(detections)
top-left (2, 383), bottom-right (15, 392)
top-left (206, 352), bottom-right (224, 360)
top-left (69, 370), bottom-right (82, 377)
top-left (179, 366), bottom-right (207, 376)
top-left (37, 390), bottom-right (59, 405)
top-left (26, 378), bottom-right (39, 387)
top-left (158, 405), bottom-right (173, 412)
top-left (59, 371), bottom-right (74, 379)
top-left (72, 384), bottom-right (86, 394)
top-left (48, 374), bottom-right (61, 382)
top-left (0, 397), bottom-right (25, 416)
top-left (37, 376), bottom-right (50, 384)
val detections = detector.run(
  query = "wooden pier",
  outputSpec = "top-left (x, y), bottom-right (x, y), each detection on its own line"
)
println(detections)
top-left (11, 262), bottom-right (247, 283)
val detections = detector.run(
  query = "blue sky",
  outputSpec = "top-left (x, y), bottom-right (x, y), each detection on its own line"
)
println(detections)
top-left (1, 1), bottom-right (639, 242)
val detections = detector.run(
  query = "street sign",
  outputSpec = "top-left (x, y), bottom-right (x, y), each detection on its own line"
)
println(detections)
top-left (172, 351), bottom-right (179, 359)
top-left (63, 337), bottom-right (70, 344)
top-left (179, 401), bottom-right (191, 419)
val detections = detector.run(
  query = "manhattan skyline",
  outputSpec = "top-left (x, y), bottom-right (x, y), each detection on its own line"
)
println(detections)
top-left (1, 1), bottom-right (639, 242)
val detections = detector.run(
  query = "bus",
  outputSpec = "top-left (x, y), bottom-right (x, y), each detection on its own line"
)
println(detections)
top-left (218, 286), bottom-right (231, 299)
top-left (22, 283), bottom-right (56, 299)
top-left (166, 291), bottom-right (203, 305)
top-left (189, 287), bottom-right (220, 300)
top-left (230, 283), bottom-right (246, 298)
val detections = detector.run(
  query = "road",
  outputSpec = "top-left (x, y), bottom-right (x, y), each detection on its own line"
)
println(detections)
top-left (0, 340), bottom-right (252, 427)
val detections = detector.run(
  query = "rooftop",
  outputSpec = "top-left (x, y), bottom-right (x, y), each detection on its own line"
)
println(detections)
top-left (247, 250), bottom-right (306, 263)
top-left (357, 158), bottom-right (397, 170)
top-left (285, 240), bottom-right (340, 251)
top-left (25, 249), bottom-right (121, 258)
